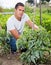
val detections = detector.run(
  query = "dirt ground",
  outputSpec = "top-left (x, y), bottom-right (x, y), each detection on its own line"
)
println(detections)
top-left (0, 52), bottom-right (51, 65)
top-left (0, 53), bottom-right (23, 65)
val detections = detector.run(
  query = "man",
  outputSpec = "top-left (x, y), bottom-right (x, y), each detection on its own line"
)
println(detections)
top-left (7, 2), bottom-right (39, 54)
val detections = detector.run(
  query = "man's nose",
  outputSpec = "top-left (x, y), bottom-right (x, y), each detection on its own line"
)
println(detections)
top-left (20, 11), bottom-right (23, 14)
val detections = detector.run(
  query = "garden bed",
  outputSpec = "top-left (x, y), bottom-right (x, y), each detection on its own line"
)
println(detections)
top-left (0, 53), bottom-right (51, 65)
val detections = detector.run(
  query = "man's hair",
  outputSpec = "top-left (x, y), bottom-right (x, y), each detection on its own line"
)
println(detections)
top-left (15, 2), bottom-right (24, 9)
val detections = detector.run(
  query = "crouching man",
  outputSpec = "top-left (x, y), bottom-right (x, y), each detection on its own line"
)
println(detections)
top-left (6, 2), bottom-right (39, 54)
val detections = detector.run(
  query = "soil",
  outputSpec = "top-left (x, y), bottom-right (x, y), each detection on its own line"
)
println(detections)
top-left (0, 52), bottom-right (51, 65)
top-left (0, 52), bottom-right (23, 65)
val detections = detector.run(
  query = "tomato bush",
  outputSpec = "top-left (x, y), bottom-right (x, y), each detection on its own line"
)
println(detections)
top-left (17, 26), bottom-right (51, 65)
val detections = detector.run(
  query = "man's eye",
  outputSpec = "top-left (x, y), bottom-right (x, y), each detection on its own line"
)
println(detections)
top-left (19, 9), bottom-right (21, 11)
top-left (22, 10), bottom-right (24, 12)
top-left (19, 9), bottom-right (24, 12)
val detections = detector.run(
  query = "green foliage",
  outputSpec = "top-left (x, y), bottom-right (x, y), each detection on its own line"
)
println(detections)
top-left (42, 14), bottom-right (51, 31)
top-left (17, 26), bottom-right (50, 65)
top-left (35, 14), bottom-right (51, 32)
top-left (3, 8), bottom-right (14, 12)
top-left (46, 0), bottom-right (50, 2)
top-left (48, 31), bottom-right (51, 43)
top-left (27, 0), bottom-right (34, 4)
top-left (0, 14), bottom-right (11, 55)
top-left (0, 14), bottom-right (11, 29)
top-left (25, 6), bottom-right (33, 13)
top-left (41, 0), bottom-right (46, 4)
top-left (35, 14), bottom-right (51, 43)
top-left (0, 29), bottom-right (10, 55)
top-left (0, 42), bottom-right (10, 55)
top-left (41, 0), bottom-right (50, 3)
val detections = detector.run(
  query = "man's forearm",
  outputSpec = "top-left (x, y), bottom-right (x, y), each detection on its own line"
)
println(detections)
top-left (26, 20), bottom-right (39, 30)
top-left (30, 22), bottom-right (39, 30)
top-left (10, 29), bottom-right (20, 40)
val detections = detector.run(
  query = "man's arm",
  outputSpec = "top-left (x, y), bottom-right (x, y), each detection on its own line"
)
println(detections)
top-left (26, 20), bottom-right (39, 30)
top-left (10, 29), bottom-right (20, 40)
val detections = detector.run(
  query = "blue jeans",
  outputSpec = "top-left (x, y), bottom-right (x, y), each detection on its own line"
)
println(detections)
top-left (9, 36), bottom-right (17, 53)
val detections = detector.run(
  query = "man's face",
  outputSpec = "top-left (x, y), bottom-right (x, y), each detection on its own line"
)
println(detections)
top-left (15, 6), bottom-right (24, 18)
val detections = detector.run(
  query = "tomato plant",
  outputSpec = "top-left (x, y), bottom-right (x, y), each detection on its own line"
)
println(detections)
top-left (17, 26), bottom-right (51, 65)
top-left (0, 29), bottom-right (10, 55)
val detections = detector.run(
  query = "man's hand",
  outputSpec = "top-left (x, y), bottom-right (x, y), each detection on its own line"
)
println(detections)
top-left (26, 20), bottom-right (39, 30)
top-left (33, 24), bottom-right (39, 30)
